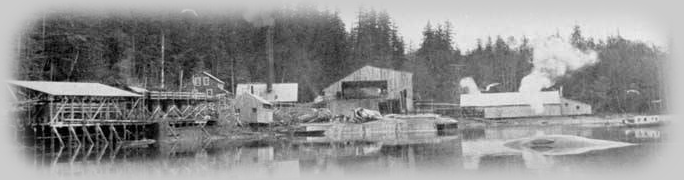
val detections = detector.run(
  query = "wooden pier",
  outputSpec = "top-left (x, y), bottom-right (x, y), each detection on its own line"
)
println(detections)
top-left (8, 81), bottom-right (226, 149)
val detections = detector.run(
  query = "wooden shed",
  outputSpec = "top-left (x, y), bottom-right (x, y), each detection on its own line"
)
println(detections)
top-left (234, 93), bottom-right (274, 124)
top-left (323, 65), bottom-right (413, 116)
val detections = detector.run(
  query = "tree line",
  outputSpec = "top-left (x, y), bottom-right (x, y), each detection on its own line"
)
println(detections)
top-left (13, 6), bottom-right (666, 113)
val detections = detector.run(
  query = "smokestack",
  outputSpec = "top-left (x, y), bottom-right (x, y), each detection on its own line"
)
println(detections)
top-left (266, 24), bottom-right (274, 93)
top-left (242, 7), bottom-right (275, 92)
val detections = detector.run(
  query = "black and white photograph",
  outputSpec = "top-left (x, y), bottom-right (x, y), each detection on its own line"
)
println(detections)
top-left (0, 0), bottom-right (680, 179)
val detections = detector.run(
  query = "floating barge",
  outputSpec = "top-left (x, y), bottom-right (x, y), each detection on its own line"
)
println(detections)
top-left (622, 115), bottom-right (663, 127)
top-left (299, 114), bottom-right (458, 140)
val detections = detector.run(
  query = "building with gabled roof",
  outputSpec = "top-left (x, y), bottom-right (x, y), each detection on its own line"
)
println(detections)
top-left (322, 65), bottom-right (413, 117)
top-left (189, 71), bottom-right (229, 97)
top-left (234, 93), bottom-right (274, 124)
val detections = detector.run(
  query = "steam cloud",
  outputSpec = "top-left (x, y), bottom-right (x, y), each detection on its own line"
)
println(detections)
top-left (520, 37), bottom-right (598, 114)
top-left (459, 77), bottom-right (481, 94)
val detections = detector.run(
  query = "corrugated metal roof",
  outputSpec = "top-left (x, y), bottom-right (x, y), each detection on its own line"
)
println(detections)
top-left (460, 91), bottom-right (561, 107)
top-left (235, 83), bottom-right (298, 102)
top-left (9, 81), bottom-right (141, 97)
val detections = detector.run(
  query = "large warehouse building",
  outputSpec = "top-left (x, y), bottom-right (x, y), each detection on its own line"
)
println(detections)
top-left (459, 91), bottom-right (592, 119)
top-left (323, 65), bottom-right (413, 117)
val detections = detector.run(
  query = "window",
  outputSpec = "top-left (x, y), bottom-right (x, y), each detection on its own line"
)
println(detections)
top-left (236, 109), bottom-right (240, 113)
top-left (250, 86), bottom-right (254, 94)
top-left (206, 89), bottom-right (213, 96)
top-left (203, 77), bottom-right (209, 86)
top-left (252, 108), bottom-right (257, 113)
top-left (576, 106), bottom-right (580, 110)
top-left (565, 103), bottom-right (569, 106)
top-left (193, 77), bottom-right (200, 86)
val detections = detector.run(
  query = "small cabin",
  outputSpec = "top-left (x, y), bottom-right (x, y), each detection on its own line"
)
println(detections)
top-left (234, 93), bottom-right (274, 124)
top-left (190, 71), bottom-right (227, 96)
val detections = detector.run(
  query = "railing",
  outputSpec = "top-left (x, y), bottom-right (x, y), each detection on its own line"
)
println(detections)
top-left (148, 91), bottom-right (223, 100)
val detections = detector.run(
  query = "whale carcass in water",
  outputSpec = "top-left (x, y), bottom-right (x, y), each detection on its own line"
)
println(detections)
top-left (503, 134), bottom-right (635, 156)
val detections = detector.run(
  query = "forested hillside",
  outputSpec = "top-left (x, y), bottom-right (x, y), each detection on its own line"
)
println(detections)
top-left (13, 6), bottom-right (667, 113)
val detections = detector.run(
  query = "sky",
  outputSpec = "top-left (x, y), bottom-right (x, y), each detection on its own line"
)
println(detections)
top-left (316, 0), bottom-right (670, 52)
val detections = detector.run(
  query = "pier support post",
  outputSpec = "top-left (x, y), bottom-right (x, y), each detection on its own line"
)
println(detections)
top-left (95, 124), bottom-right (108, 145)
top-left (82, 126), bottom-right (94, 144)
top-left (68, 126), bottom-right (81, 147)
top-left (51, 127), bottom-right (64, 147)
top-left (109, 125), bottom-right (122, 142)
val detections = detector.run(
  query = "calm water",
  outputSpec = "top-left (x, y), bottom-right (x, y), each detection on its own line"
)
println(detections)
top-left (23, 122), bottom-right (666, 179)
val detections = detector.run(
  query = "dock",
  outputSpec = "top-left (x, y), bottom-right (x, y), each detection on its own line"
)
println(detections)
top-left (8, 80), bottom-right (225, 149)
top-left (299, 115), bottom-right (458, 142)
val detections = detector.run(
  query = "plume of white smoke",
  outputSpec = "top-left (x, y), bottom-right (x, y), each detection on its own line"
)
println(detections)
top-left (459, 77), bottom-right (481, 94)
top-left (519, 37), bottom-right (598, 114)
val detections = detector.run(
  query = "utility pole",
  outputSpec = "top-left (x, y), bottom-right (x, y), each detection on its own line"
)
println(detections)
top-left (178, 70), bottom-right (183, 92)
top-left (160, 31), bottom-right (165, 89)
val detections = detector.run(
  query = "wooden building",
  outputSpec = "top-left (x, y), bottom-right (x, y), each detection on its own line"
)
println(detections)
top-left (560, 98), bottom-right (593, 115)
top-left (190, 71), bottom-right (228, 97)
top-left (322, 65), bottom-right (413, 117)
top-left (235, 83), bottom-right (298, 104)
top-left (459, 91), bottom-right (592, 119)
top-left (234, 93), bottom-right (274, 124)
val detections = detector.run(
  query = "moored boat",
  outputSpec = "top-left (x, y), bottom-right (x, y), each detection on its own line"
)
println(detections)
top-left (622, 115), bottom-right (662, 127)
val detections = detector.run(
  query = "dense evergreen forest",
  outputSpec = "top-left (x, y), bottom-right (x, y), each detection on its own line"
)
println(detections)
top-left (13, 5), bottom-right (667, 113)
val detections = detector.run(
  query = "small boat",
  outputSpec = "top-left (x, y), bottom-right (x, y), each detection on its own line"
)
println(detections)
top-left (622, 115), bottom-right (662, 127)
top-left (292, 123), bottom-right (330, 137)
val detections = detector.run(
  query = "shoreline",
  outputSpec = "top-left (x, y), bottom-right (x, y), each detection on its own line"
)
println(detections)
top-left (164, 114), bottom-right (668, 143)
top-left (456, 114), bottom-right (670, 128)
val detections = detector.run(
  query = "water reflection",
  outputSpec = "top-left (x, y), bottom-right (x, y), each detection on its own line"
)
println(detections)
top-left (24, 123), bottom-right (665, 178)
top-left (461, 125), bottom-right (664, 173)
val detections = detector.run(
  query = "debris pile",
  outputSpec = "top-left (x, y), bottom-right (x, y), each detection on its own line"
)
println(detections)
top-left (273, 108), bottom-right (332, 124)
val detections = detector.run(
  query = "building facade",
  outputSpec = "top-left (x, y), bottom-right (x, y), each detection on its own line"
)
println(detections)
top-left (234, 93), bottom-right (274, 124)
top-left (190, 71), bottom-right (227, 96)
top-left (460, 91), bottom-right (592, 119)
top-left (323, 65), bottom-right (413, 117)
